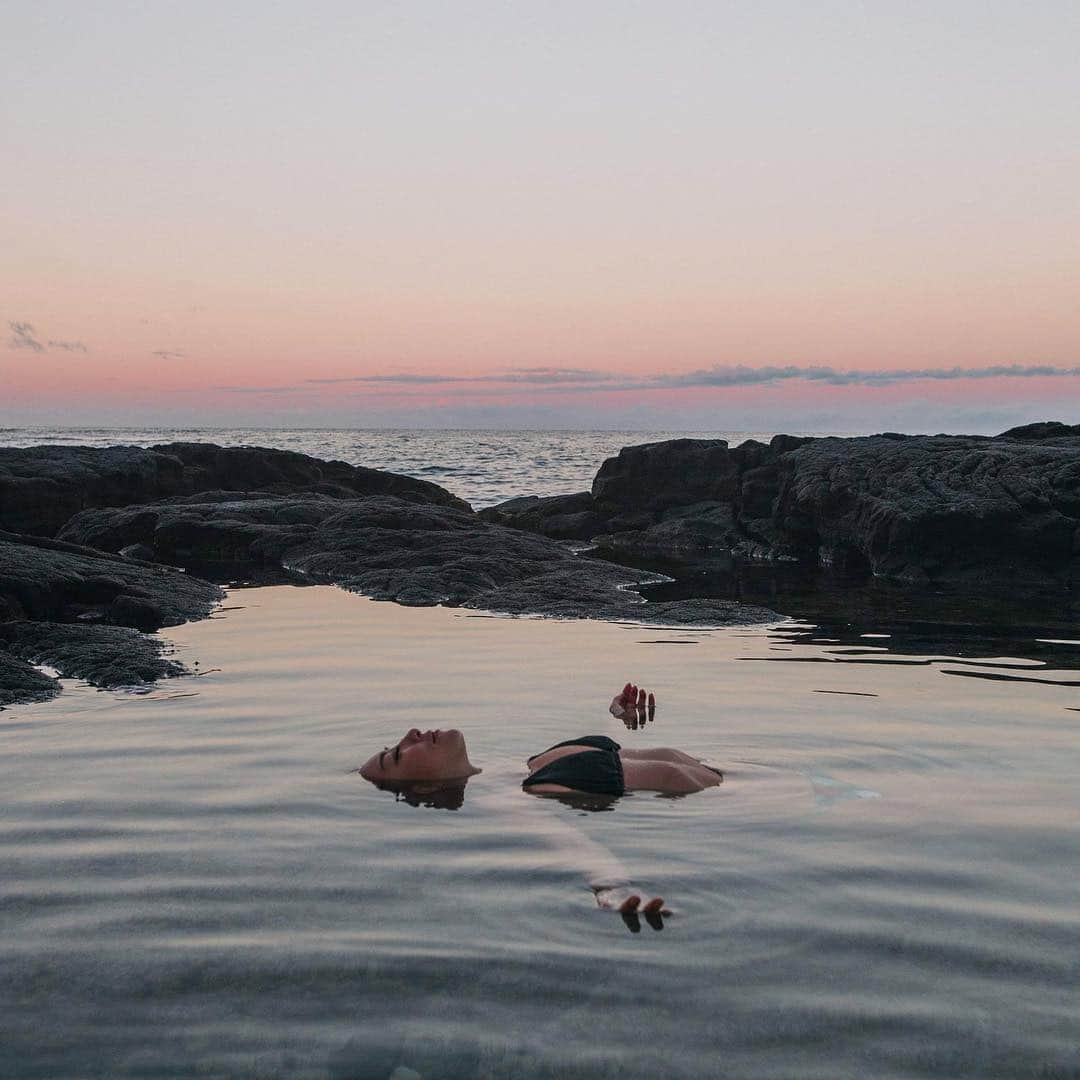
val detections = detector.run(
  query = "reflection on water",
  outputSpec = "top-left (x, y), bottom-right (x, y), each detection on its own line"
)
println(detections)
top-left (639, 557), bottom-right (1080, 641)
top-left (2, 586), bottom-right (1078, 1078)
top-left (358, 775), bottom-right (473, 811)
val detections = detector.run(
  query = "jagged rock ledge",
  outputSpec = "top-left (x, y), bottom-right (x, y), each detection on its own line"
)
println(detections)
top-left (481, 422), bottom-right (1080, 589)
top-left (0, 529), bottom-right (223, 704)
top-left (0, 440), bottom-right (467, 537)
top-left (56, 493), bottom-right (778, 624)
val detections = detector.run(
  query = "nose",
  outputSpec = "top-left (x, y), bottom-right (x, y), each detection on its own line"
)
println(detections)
top-left (405, 728), bottom-right (422, 742)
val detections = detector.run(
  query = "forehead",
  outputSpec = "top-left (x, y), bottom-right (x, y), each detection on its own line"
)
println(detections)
top-left (360, 748), bottom-right (391, 779)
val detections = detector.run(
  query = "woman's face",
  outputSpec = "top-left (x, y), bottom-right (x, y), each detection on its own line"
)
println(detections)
top-left (360, 728), bottom-right (478, 783)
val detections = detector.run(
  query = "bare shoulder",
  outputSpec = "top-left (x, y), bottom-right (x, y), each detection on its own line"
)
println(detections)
top-left (621, 759), bottom-right (722, 794)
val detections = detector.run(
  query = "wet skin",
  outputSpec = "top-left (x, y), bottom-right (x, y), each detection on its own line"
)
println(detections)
top-left (359, 683), bottom-right (721, 922)
top-left (359, 727), bottom-right (481, 784)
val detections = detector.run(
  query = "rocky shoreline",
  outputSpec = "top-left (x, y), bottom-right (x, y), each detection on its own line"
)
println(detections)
top-left (3, 423), bottom-right (1079, 707)
top-left (483, 421), bottom-right (1080, 587)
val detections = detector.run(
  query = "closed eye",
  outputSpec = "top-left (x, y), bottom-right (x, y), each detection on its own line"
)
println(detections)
top-left (394, 744), bottom-right (402, 764)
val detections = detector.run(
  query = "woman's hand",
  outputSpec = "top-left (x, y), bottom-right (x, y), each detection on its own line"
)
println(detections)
top-left (610, 682), bottom-right (655, 727)
top-left (594, 886), bottom-right (671, 931)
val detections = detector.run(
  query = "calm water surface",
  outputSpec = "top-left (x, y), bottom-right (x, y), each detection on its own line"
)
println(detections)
top-left (2, 587), bottom-right (1078, 1078)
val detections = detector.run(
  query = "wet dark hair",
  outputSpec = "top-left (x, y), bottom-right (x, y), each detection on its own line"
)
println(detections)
top-left (368, 777), bottom-right (469, 811)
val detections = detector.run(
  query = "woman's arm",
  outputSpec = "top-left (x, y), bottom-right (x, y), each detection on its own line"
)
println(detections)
top-left (476, 786), bottom-right (668, 917)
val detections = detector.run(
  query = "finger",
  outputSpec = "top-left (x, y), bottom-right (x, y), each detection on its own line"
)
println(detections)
top-left (621, 682), bottom-right (633, 703)
top-left (621, 912), bottom-right (642, 933)
top-left (637, 688), bottom-right (646, 707)
top-left (643, 897), bottom-right (665, 915)
top-left (647, 692), bottom-right (655, 709)
top-left (619, 894), bottom-right (641, 914)
top-left (644, 909), bottom-right (664, 931)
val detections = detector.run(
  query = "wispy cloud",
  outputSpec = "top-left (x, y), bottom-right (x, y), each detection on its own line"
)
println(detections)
top-left (303, 362), bottom-right (1080, 396)
top-left (649, 363), bottom-right (1080, 389)
top-left (214, 362), bottom-right (1080, 403)
top-left (8, 322), bottom-right (44, 352)
top-left (7, 321), bottom-right (87, 354)
top-left (305, 367), bottom-right (619, 386)
top-left (307, 373), bottom-right (468, 385)
top-left (152, 349), bottom-right (185, 361)
top-left (493, 367), bottom-right (619, 384)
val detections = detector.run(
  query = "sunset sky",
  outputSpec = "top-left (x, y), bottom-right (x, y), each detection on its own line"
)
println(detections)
top-left (3, 2), bottom-right (1078, 432)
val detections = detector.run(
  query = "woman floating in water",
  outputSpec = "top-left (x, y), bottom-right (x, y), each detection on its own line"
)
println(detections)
top-left (358, 683), bottom-right (723, 926)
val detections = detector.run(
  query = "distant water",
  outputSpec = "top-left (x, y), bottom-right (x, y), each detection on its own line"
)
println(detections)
top-left (0, 428), bottom-right (810, 508)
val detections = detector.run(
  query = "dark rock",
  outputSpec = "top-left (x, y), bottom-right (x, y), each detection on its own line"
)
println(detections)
top-left (466, 426), bottom-right (1080, 590)
top-left (56, 493), bottom-right (780, 627)
top-left (478, 491), bottom-right (605, 540)
top-left (769, 434), bottom-right (813, 454)
top-left (0, 442), bottom-right (468, 537)
top-left (594, 502), bottom-right (742, 566)
top-left (0, 530), bottom-right (222, 628)
top-left (0, 621), bottom-right (187, 690)
top-left (997, 421), bottom-right (1080, 441)
top-left (119, 543), bottom-right (155, 561)
top-left (572, 429), bottom-right (1080, 586)
top-left (0, 650), bottom-right (59, 707)
top-left (592, 438), bottom-right (740, 511)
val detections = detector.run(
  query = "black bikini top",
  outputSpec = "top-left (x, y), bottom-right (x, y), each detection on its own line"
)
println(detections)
top-left (523, 735), bottom-right (625, 797)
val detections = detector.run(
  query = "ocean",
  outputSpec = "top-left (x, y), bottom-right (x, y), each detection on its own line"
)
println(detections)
top-left (0, 427), bottom-right (801, 508)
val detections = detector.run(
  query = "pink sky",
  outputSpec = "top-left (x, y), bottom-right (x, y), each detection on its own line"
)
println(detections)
top-left (3, 3), bottom-right (1078, 431)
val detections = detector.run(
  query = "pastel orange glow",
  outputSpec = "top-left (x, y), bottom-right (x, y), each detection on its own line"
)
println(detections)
top-left (3, 4), bottom-right (1078, 431)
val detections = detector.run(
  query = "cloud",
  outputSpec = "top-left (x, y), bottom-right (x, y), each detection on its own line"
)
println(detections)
top-left (7, 321), bottom-right (88, 354)
top-left (307, 373), bottom-right (469, 385)
top-left (8, 322), bottom-right (44, 352)
top-left (215, 385), bottom-right (310, 394)
top-left (300, 362), bottom-right (1080, 397)
top-left (493, 367), bottom-right (619, 384)
top-left (305, 367), bottom-right (619, 387)
top-left (212, 362), bottom-right (1080, 406)
top-left (649, 363), bottom-right (1080, 389)
top-left (152, 349), bottom-right (185, 361)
